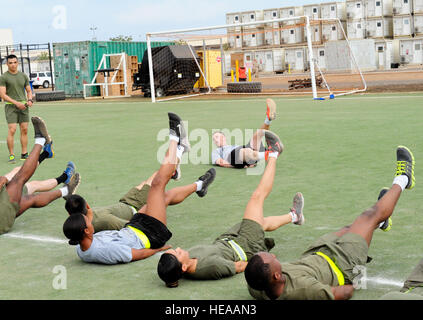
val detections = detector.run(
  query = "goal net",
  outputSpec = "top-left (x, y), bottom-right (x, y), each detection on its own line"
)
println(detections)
top-left (145, 16), bottom-right (367, 102)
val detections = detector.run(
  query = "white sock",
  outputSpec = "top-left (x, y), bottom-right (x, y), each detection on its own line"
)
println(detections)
top-left (60, 187), bottom-right (69, 198)
top-left (195, 180), bottom-right (203, 191)
top-left (269, 152), bottom-right (278, 159)
top-left (290, 211), bottom-right (298, 223)
top-left (393, 175), bottom-right (409, 191)
top-left (264, 116), bottom-right (271, 126)
top-left (35, 137), bottom-right (46, 146)
top-left (176, 145), bottom-right (184, 160)
top-left (169, 135), bottom-right (179, 143)
top-left (258, 152), bottom-right (266, 160)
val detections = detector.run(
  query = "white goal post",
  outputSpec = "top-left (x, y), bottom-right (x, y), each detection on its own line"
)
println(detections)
top-left (146, 15), bottom-right (367, 102)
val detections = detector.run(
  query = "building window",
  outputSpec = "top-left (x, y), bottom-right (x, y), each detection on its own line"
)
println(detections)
top-left (289, 10), bottom-right (294, 15)
top-left (332, 26), bottom-right (336, 31)
top-left (404, 0), bottom-right (408, 4)
top-left (252, 34), bottom-right (256, 38)
top-left (331, 6), bottom-right (335, 11)
top-left (297, 52), bottom-right (302, 58)
top-left (378, 46), bottom-right (384, 52)
top-left (272, 11), bottom-right (277, 17)
top-left (290, 29), bottom-right (294, 34)
top-left (377, 22), bottom-right (382, 27)
top-left (357, 3), bottom-right (361, 8)
top-left (235, 16), bottom-right (239, 21)
top-left (236, 35), bottom-right (240, 39)
top-left (319, 50), bottom-right (325, 56)
top-left (376, 1), bottom-right (381, 6)
top-left (415, 44), bottom-right (421, 50)
top-left (357, 23), bottom-right (362, 29)
top-left (313, 7), bottom-right (318, 13)
top-left (251, 14), bottom-right (255, 20)
top-left (404, 19), bottom-right (409, 25)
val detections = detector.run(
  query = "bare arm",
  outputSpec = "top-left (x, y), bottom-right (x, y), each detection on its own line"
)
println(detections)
top-left (215, 158), bottom-right (234, 168)
top-left (0, 86), bottom-right (26, 110)
top-left (131, 245), bottom-right (171, 262)
top-left (234, 261), bottom-right (248, 273)
top-left (25, 85), bottom-right (33, 107)
top-left (331, 285), bottom-right (354, 300)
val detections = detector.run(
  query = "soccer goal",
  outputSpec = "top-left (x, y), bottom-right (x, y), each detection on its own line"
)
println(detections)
top-left (145, 16), bottom-right (367, 102)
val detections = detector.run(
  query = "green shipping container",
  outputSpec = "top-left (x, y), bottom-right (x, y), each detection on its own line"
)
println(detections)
top-left (53, 41), bottom-right (173, 97)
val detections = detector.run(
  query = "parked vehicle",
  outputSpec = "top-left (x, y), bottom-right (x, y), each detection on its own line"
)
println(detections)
top-left (30, 72), bottom-right (53, 88)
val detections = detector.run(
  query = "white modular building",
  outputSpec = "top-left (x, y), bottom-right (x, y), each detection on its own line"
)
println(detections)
top-left (347, 19), bottom-right (367, 38)
top-left (226, 12), bottom-right (243, 32)
top-left (228, 33), bottom-right (243, 49)
top-left (414, 0), bottom-right (423, 13)
top-left (320, 2), bottom-right (347, 20)
top-left (393, 14), bottom-right (414, 37)
top-left (263, 8), bottom-right (280, 27)
top-left (264, 27), bottom-right (281, 46)
top-left (366, 17), bottom-right (394, 38)
top-left (375, 39), bottom-right (400, 68)
top-left (279, 6), bottom-right (304, 25)
top-left (303, 4), bottom-right (321, 20)
top-left (365, 0), bottom-right (393, 17)
top-left (392, 0), bottom-right (413, 15)
top-left (284, 47), bottom-right (307, 72)
top-left (243, 29), bottom-right (265, 47)
top-left (322, 21), bottom-right (348, 41)
top-left (281, 25), bottom-right (305, 44)
top-left (414, 14), bottom-right (423, 36)
top-left (399, 37), bottom-right (423, 63)
top-left (346, 0), bottom-right (366, 19)
top-left (241, 10), bottom-right (264, 29)
top-left (305, 22), bottom-right (323, 44)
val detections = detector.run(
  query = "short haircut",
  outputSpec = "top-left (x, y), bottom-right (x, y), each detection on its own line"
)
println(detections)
top-left (244, 254), bottom-right (272, 291)
top-left (65, 194), bottom-right (87, 215)
top-left (6, 54), bottom-right (18, 62)
top-left (63, 214), bottom-right (87, 245)
top-left (157, 253), bottom-right (183, 288)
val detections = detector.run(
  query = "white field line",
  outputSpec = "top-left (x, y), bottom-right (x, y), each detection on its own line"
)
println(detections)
top-left (1, 232), bottom-right (67, 244)
top-left (33, 93), bottom-right (423, 107)
top-left (0, 232), bottom-right (406, 288)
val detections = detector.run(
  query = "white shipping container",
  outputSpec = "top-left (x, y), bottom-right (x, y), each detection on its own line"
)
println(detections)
top-left (393, 15), bottom-right (414, 37)
top-left (228, 33), bottom-right (243, 49)
top-left (272, 48), bottom-right (285, 72)
top-left (307, 46), bottom-right (327, 70)
top-left (280, 6), bottom-right (304, 25)
top-left (320, 2), bottom-right (347, 20)
top-left (393, 0), bottom-right (412, 15)
top-left (365, 0), bottom-right (393, 17)
top-left (305, 23), bottom-right (322, 43)
top-left (322, 22), bottom-right (347, 41)
top-left (366, 18), bottom-right (393, 38)
top-left (400, 38), bottom-right (423, 64)
top-left (347, 19), bottom-right (367, 39)
top-left (226, 13), bottom-right (242, 33)
top-left (264, 28), bottom-right (281, 46)
top-left (241, 10), bottom-right (264, 29)
top-left (325, 39), bottom-right (376, 71)
top-left (346, 0), bottom-right (366, 20)
top-left (281, 27), bottom-right (304, 44)
top-left (414, 14), bottom-right (423, 35)
top-left (243, 29), bottom-right (264, 47)
top-left (304, 4), bottom-right (321, 19)
top-left (414, 0), bottom-right (423, 13)
top-left (263, 8), bottom-right (280, 28)
top-left (284, 47), bottom-right (306, 72)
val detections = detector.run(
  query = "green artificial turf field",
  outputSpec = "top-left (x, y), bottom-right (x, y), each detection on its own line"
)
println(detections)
top-left (0, 93), bottom-right (422, 300)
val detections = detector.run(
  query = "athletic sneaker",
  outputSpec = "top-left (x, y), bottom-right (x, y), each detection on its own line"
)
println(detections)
top-left (291, 192), bottom-right (305, 225)
top-left (8, 154), bottom-right (16, 164)
top-left (264, 130), bottom-right (284, 155)
top-left (31, 116), bottom-right (52, 144)
top-left (20, 153), bottom-right (28, 161)
top-left (168, 112), bottom-right (182, 139)
top-left (196, 168), bottom-right (216, 197)
top-left (64, 161), bottom-right (76, 184)
top-left (171, 164), bottom-right (181, 181)
top-left (64, 172), bottom-right (81, 200)
top-left (377, 187), bottom-right (392, 232)
top-left (395, 146), bottom-right (415, 190)
top-left (266, 98), bottom-right (277, 121)
top-left (43, 141), bottom-right (55, 159)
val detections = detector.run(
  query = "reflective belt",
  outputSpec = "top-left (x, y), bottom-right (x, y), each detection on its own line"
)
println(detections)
top-left (5, 100), bottom-right (26, 105)
top-left (316, 251), bottom-right (345, 286)
top-left (224, 238), bottom-right (248, 262)
top-left (127, 225), bottom-right (151, 249)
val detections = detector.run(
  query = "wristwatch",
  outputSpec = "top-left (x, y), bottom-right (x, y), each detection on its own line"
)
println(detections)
top-left (27, 99), bottom-right (33, 103)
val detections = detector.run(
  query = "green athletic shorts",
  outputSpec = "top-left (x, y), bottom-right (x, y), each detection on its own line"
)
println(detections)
top-left (0, 185), bottom-right (28, 235)
top-left (301, 232), bottom-right (369, 283)
top-left (5, 104), bottom-right (29, 124)
top-left (216, 219), bottom-right (270, 260)
top-left (92, 185), bottom-right (150, 232)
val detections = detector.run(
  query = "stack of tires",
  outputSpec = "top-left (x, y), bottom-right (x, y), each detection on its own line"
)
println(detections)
top-left (226, 82), bottom-right (262, 93)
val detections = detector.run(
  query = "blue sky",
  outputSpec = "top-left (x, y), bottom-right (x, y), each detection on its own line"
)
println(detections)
top-left (1, 0), bottom-right (323, 44)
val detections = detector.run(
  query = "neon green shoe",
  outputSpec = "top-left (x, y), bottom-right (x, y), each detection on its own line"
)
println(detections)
top-left (8, 154), bottom-right (16, 164)
top-left (396, 146), bottom-right (415, 190)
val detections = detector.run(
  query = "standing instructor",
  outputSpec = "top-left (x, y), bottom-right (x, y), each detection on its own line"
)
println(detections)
top-left (0, 54), bottom-right (33, 163)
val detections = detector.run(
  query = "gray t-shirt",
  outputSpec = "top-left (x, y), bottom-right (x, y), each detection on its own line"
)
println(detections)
top-left (76, 227), bottom-right (144, 264)
top-left (211, 145), bottom-right (238, 164)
